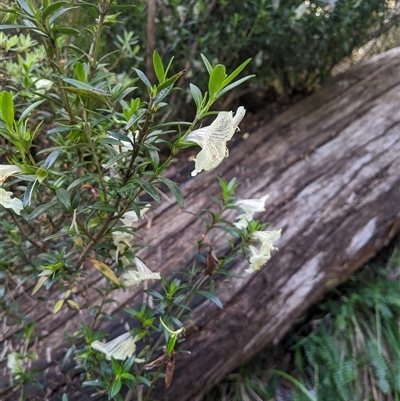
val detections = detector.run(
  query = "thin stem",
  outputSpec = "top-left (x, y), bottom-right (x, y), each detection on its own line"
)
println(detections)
top-left (9, 213), bottom-right (43, 250)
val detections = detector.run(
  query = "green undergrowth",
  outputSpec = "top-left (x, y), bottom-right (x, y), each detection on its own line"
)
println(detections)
top-left (203, 239), bottom-right (400, 401)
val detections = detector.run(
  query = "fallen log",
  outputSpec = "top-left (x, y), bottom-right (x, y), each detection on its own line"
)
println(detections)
top-left (1, 47), bottom-right (400, 400)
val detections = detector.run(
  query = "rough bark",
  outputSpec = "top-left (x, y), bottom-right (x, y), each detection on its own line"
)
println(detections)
top-left (1, 48), bottom-right (399, 401)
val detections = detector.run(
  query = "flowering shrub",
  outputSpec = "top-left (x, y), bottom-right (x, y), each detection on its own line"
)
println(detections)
top-left (0, 1), bottom-right (281, 399)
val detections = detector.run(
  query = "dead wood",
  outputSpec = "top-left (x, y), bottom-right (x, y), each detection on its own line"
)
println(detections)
top-left (1, 47), bottom-right (399, 401)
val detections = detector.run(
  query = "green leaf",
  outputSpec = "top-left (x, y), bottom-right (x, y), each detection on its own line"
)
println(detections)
top-left (156, 177), bottom-right (184, 208)
top-left (196, 290), bottom-right (223, 309)
top-left (125, 108), bottom-right (146, 130)
top-left (208, 64), bottom-right (226, 98)
top-left (156, 69), bottom-right (185, 93)
top-left (54, 299), bottom-right (64, 313)
top-left (0, 91), bottom-right (14, 128)
top-left (135, 177), bottom-right (161, 204)
top-left (200, 53), bottom-right (213, 75)
top-left (17, 0), bottom-right (35, 17)
top-left (48, 6), bottom-right (78, 25)
top-left (153, 85), bottom-right (172, 107)
top-left (42, 1), bottom-right (68, 20)
top-left (67, 175), bottom-right (96, 191)
top-left (27, 201), bottom-right (57, 220)
top-left (222, 58), bottom-right (252, 87)
top-left (89, 259), bottom-right (120, 285)
top-left (109, 377), bottom-right (122, 399)
top-left (60, 86), bottom-right (111, 107)
top-left (50, 26), bottom-right (80, 36)
top-left (23, 179), bottom-right (39, 207)
top-left (152, 50), bottom-right (165, 83)
top-left (190, 84), bottom-right (202, 109)
top-left (133, 68), bottom-right (152, 90)
top-left (217, 75), bottom-right (255, 99)
top-left (103, 152), bottom-right (130, 169)
top-left (61, 77), bottom-right (110, 93)
top-left (74, 62), bottom-right (86, 82)
top-left (56, 188), bottom-right (71, 210)
top-left (19, 99), bottom-right (45, 121)
top-left (44, 149), bottom-right (61, 168)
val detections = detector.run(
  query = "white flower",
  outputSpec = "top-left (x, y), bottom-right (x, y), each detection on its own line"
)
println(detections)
top-left (0, 164), bottom-right (21, 184)
top-left (251, 229), bottom-right (282, 253)
top-left (0, 188), bottom-right (23, 215)
top-left (187, 106), bottom-right (246, 176)
top-left (91, 332), bottom-right (141, 361)
top-left (233, 194), bottom-right (269, 229)
top-left (112, 230), bottom-right (134, 262)
top-left (7, 352), bottom-right (24, 378)
top-left (246, 245), bottom-right (271, 273)
top-left (122, 257), bottom-right (161, 286)
top-left (120, 205), bottom-right (151, 227)
top-left (34, 78), bottom-right (53, 92)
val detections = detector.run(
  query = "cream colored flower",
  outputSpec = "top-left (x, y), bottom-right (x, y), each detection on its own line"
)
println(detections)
top-left (122, 257), bottom-right (161, 286)
top-left (0, 164), bottom-right (21, 184)
top-left (112, 230), bottom-right (134, 262)
top-left (0, 188), bottom-right (23, 215)
top-left (34, 79), bottom-right (53, 93)
top-left (91, 332), bottom-right (141, 361)
top-left (120, 204), bottom-right (151, 227)
top-left (187, 106), bottom-right (246, 176)
top-left (233, 194), bottom-right (269, 229)
top-left (251, 229), bottom-right (282, 253)
top-left (246, 245), bottom-right (271, 273)
top-left (7, 352), bottom-right (24, 378)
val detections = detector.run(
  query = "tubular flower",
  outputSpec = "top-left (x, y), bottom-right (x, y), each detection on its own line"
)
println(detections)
top-left (120, 204), bottom-right (151, 227)
top-left (187, 106), bottom-right (246, 176)
top-left (246, 245), bottom-right (271, 273)
top-left (112, 230), bottom-right (134, 262)
top-left (122, 257), bottom-right (161, 286)
top-left (0, 165), bottom-right (23, 215)
top-left (251, 229), bottom-right (282, 253)
top-left (91, 332), bottom-right (142, 361)
top-left (233, 194), bottom-right (269, 229)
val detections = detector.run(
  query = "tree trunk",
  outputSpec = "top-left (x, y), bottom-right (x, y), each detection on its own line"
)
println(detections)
top-left (1, 48), bottom-right (399, 401)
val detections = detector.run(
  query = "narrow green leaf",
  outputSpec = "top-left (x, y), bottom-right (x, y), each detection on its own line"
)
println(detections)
top-left (56, 188), bottom-right (71, 210)
top-left (222, 58), bottom-right (252, 87)
top-left (135, 177), bottom-right (161, 204)
top-left (109, 377), bottom-right (122, 399)
top-left (0, 91), bottom-right (14, 128)
top-left (89, 259), bottom-right (120, 285)
top-left (49, 7), bottom-right (78, 25)
top-left (133, 68), bottom-right (152, 90)
top-left (152, 50), bottom-right (165, 83)
top-left (217, 75), bottom-right (255, 99)
top-left (74, 62), bottom-right (86, 82)
top-left (156, 69), bottom-right (185, 93)
top-left (190, 84), bottom-right (202, 109)
top-left (42, 1), bottom-right (68, 20)
top-left (23, 179), bottom-right (39, 207)
top-left (200, 53), bottom-right (213, 75)
top-left (103, 152), bottom-right (130, 168)
top-left (17, 0), bottom-right (35, 17)
top-left (53, 299), bottom-right (64, 314)
top-left (44, 149), bottom-right (61, 168)
top-left (60, 86), bottom-right (111, 107)
top-left (67, 175), bottom-right (95, 192)
top-left (153, 85), bottom-right (172, 107)
top-left (51, 26), bottom-right (80, 36)
top-left (125, 108), bottom-right (146, 130)
top-left (27, 201), bottom-right (56, 220)
top-left (196, 290), bottom-right (223, 309)
top-left (208, 64), bottom-right (226, 98)
top-left (19, 99), bottom-right (45, 121)
top-left (157, 177), bottom-right (184, 208)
